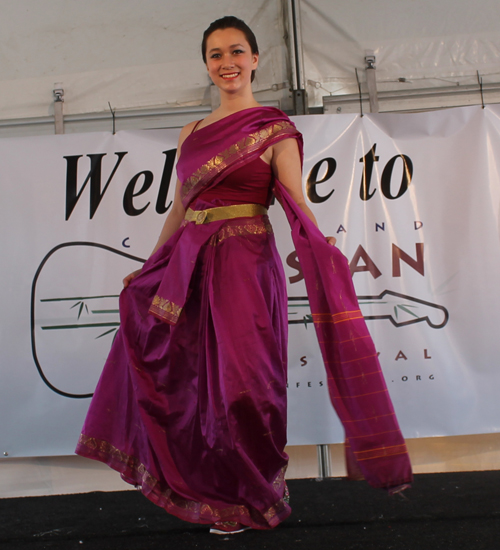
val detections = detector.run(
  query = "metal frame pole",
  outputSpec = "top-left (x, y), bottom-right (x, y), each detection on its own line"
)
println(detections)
top-left (317, 444), bottom-right (331, 479)
top-left (287, 0), bottom-right (307, 114)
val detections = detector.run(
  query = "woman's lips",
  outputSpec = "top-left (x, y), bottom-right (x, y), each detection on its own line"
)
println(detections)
top-left (221, 72), bottom-right (239, 80)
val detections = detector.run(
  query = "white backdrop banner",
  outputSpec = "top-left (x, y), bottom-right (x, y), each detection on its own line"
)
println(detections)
top-left (1, 105), bottom-right (500, 457)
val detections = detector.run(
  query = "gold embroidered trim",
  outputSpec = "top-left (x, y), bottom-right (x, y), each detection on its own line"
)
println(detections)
top-left (210, 220), bottom-right (273, 246)
top-left (342, 412), bottom-right (396, 424)
top-left (149, 295), bottom-right (182, 324)
top-left (352, 443), bottom-right (409, 462)
top-left (312, 310), bottom-right (364, 324)
top-left (349, 428), bottom-right (402, 440)
top-left (77, 434), bottom-right (289, 527)
top-left (325, 353), bottom-right (380, 366)
top-left (319, 368), bottom-right (383, 381)
top-left (330, 388), bottom-right (389, 399)
top-left (181, 120), bottom-right (296, 199)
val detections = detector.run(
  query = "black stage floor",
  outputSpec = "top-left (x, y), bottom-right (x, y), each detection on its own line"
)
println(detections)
top-left (1, 471), bottom-right (499, 549)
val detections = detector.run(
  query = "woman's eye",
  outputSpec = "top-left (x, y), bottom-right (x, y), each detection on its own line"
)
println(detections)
top-left (210, 53), bottom-right (221, 59)
top-left (233, 49), bottom-right (244, 55)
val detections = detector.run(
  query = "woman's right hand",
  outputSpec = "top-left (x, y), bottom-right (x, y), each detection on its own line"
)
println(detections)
top-left (123, 268), bottom-right (142, 288)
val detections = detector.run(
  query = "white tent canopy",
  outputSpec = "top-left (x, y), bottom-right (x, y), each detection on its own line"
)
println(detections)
top-left (1, 0), bottom-right (500, 131)
top-left (0, 0), bottom-right (289, 122)
top-left (303, 0), bottom-right (500, 104)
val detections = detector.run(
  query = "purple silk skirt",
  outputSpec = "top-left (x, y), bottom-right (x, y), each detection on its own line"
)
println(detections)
top-left (76, 199), bottom-right (292, 528)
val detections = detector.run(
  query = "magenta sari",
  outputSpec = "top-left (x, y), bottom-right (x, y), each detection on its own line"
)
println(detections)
top-left (76, 107), bottom-right (412, 530)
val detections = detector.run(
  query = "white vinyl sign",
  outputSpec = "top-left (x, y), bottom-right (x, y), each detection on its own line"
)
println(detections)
top-left (1, 106), bottom-right (500, 457)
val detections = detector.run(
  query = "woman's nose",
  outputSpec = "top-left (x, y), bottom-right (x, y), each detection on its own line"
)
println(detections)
top-left (222, 54), bottom-right (234, 67)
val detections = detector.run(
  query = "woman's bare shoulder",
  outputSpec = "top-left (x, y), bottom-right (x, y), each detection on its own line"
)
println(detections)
top-left (177, 119), bottom-right (201, 152)
top-left (180, 120), bottom-right (199, 138)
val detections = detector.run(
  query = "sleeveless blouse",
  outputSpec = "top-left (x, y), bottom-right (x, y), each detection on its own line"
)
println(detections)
top-left (197, 156), bottom-right (273, 207)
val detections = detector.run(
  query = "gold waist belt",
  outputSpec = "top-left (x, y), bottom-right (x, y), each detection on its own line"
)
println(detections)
top-left (185, 203), bottom-right (268, 225)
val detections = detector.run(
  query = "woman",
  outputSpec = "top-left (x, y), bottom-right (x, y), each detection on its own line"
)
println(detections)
top-left (76, 16), bottom-right (412, 534)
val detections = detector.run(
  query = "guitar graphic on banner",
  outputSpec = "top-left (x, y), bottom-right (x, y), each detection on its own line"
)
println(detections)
top-left (31, 243), bottom-right (449, 399)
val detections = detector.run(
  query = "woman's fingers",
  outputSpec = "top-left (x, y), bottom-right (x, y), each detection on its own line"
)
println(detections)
top-left (123, 269), bottom-right (141, 288)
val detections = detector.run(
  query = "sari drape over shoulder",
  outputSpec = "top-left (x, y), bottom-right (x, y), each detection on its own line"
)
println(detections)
top-left (76, 107), bottom-right (412, 530)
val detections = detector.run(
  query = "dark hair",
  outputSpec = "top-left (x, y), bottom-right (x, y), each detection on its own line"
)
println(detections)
top-left (201, 16), bottom-right (259, 82)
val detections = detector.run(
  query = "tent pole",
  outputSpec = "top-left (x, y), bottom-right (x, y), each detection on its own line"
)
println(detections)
top-left (317, 444), bottom-right (331, 479)
top-left (286, 0), bottom-right (307, 115)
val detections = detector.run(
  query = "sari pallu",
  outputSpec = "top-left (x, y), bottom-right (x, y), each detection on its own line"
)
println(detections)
top-left (275, 182), bottom-right (412, 490)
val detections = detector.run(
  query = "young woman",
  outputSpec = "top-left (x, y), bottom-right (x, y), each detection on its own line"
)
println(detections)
top-left (76, 16), bottom-right (412, 535)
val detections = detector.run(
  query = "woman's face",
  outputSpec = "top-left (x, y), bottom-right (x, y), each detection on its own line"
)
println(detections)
top-left (205, 27), bottom-right (258, 92)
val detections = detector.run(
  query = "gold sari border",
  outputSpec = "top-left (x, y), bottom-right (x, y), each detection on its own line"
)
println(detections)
top-left (149, 295), bottom-right (182, 324)
top-left (76, 434), bottom-right (290, 529)
top-left (210, 218), bottom-right (274, 246)
top-left (353, 443), bottom-right (410, 462)
top-left (181, 120), bottom-right (297, 200)
top-left (342, 412), bottom-right (396, 424)
top-left (349, 428), bottom-right (402, 440)
top-left (332, 388), bottom-right (389, 400)
top-left (312, 310), bottom-right (364, 324)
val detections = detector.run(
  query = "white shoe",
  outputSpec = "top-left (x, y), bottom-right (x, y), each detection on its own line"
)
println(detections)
top-left (210, 521), bottom-right (251, 535)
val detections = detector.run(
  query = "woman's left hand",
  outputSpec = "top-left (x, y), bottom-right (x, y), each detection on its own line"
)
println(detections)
top-left (326, 236), bottom-right (337, 246)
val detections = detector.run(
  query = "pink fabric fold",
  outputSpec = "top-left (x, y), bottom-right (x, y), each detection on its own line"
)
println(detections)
top-left (148, 219), bottom-right (226, 324)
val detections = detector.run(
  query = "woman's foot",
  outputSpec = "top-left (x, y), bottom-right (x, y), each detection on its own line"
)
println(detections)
top-left (210, 521), bottom-right (251, 535)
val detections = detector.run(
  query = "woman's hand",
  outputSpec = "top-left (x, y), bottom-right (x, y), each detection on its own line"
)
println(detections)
top-left (326, 236), bottom-right (337, 246)
top-left (123, 269), bottom-right (142, 288)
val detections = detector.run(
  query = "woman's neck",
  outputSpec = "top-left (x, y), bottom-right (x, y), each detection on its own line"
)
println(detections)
top-left (216, 88), bottom-right (260, 116)
top-left (199, 86), bottom-right (261, 128)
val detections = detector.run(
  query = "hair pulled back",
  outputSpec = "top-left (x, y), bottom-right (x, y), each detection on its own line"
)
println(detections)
top-left (201, 16), bottom-right (259, 82)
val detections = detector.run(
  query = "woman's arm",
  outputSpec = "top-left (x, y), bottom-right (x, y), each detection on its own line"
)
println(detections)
top-left (268, 138), bottom-right (336, 246)
top-left (123, 121), bottom-right (198, 287)
top-left (149, 179), bottom-right (185, 256)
